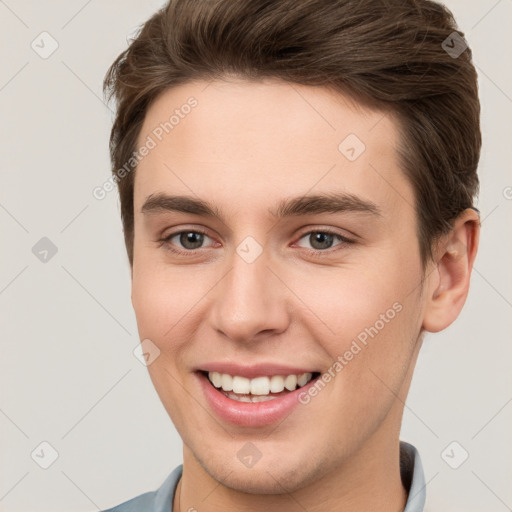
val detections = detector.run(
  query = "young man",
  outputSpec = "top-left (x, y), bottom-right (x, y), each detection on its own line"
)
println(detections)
top-left (101, 0), bottom-right (480, 510)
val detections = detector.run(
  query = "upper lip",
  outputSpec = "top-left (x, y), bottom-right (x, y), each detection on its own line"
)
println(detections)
top-left (197, 362), bottom-right (319, 379)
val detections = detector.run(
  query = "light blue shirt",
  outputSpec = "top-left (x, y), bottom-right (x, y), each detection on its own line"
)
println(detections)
top-left (102, 441), bottom-right (426, 512)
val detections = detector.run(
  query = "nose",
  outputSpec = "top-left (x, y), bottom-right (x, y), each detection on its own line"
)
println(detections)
top-left (209, 246), bottom-right (291, 344)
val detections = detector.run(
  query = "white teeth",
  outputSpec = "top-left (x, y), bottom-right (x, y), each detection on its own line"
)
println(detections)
top-left (223, 391), bottom-right (278, 402)
top-left (210, 371), bottom-right (222, 388)
top-left (221, 373), bottom-right (233, 391)
top-left (232, 376), bottom-right (251, 394)
top-left (207, 371), bottom-right (314, 396)
top-left (284, 374), bottom-right (297, 391)
top-left (250, 376), bottom-right (270, 395)
top-left (297, 373), bottom-right (312, 387)
top-left (269, 375), bottom-right (285, 393)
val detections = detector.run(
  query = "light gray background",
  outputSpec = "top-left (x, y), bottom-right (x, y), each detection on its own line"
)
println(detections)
top-left (1, 1), bottom-right (511, 511)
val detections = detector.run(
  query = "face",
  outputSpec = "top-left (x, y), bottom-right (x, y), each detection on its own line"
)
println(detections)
top-left (131, 78), bottom-right (428, 494)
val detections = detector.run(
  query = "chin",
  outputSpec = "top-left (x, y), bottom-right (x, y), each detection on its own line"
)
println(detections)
top-left (199, 455), bottom-right (320, 495)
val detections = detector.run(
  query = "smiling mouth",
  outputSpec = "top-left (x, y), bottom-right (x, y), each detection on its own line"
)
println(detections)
top-left (200, 370), bottom-right (321, 402)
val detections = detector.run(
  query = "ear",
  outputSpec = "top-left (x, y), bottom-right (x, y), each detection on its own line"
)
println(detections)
top-left (422, 208), bottom-right (480, 333)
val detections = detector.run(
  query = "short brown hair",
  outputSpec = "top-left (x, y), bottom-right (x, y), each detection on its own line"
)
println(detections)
top-left (103, 0), bottom-right (480, 268)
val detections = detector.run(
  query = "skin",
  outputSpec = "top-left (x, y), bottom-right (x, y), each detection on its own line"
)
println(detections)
top-left (130, 78), bottom-right (479, 512)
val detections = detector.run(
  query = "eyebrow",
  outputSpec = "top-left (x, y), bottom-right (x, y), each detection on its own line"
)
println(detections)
top-left (141, 192), bottom-right (382, 220)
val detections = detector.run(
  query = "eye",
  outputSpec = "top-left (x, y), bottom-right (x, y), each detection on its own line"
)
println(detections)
top-left (158, 227), bottom-right (354, 257)
top-left (295, 229), bottom-right (354, 253)
top-left (159, 229), bottom-right (216, 253)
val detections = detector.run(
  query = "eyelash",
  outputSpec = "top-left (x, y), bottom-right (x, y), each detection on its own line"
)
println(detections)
top-left (157, 228), bottom-right (355, 258)
top-left (295, 229), bottom-right (355, 258)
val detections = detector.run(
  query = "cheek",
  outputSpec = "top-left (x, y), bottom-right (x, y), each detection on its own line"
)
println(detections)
top-left (290, 266), bottom-right (405, 341)
top-left (289, 261), bottom-right (421, 382)
top-left (131, 257), bottom-right (207, 340)
top-left (131, 262), bottom-right (201, 424)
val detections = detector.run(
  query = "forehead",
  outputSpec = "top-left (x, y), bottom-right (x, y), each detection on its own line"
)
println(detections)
top-left (134, 78), bottom-right (412, 221)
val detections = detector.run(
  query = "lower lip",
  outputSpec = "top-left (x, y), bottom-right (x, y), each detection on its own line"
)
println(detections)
top-left (197, 371), bottom-right (320, 427)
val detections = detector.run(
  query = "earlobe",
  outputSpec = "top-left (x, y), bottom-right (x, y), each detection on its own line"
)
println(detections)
top-left (422, 208), bottom-right (480, 333)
